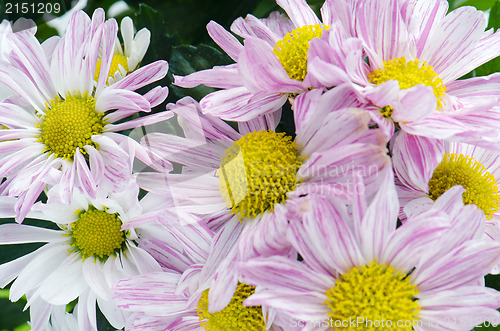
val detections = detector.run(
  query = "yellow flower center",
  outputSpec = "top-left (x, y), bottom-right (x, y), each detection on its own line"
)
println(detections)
top-left (94, 54), bottom-right (129, 82)
top-left (325, 260), bottom-right (420, 330)
top-left (273, 24), bottom-right (330, 81)
top-left (429, 153), bottom-right (500, 219)
top-left (197, 283), bottom-right (266, 331)
top-left (368, 57), bottom-right (447, 114)
top-left (37, 92), bottom-right (105, 160)
top-left (70, 207), bottom-right (126, 260)
top-left (218, 130), bottom-right (303, 220)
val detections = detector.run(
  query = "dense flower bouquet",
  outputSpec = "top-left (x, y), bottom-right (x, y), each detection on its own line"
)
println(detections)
top-left (1, 0), bottom-right (500, 330)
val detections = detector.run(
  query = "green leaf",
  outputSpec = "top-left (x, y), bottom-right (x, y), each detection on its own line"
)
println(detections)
top-left (133, 4), bottom-right (180, 110)
top-left (450, 0), bottom-right (498, 10)
top-left (124, 0), bottom-right (260, 44)
top-left (0, 295), bottom-right (29, 331)
top-left (35, 22), bottom-right (59, 42)
top-left (487, 0), bottom-right (500, 31)
top-left (169, 44), bottom-right (232, 101)
top-left (134, 3), bottom-right (180, 64)
top-left (474, 318), bottom-right (500, 330)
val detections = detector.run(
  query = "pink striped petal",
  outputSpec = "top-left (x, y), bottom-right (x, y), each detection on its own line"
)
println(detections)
top-left (0, 66), bottom-right (46, 111)
top-left (106, 132), bottom-right (173, 173)
top-left (414, 241), bottom-right (500, 292)
top-left (6, 32), bottom-right (55, 101)
top-left (410, 0), bottom-right (448, 52)
top-left (391, 84), bottom-right (437, 123)
top-left (15, 157), bottom-right (58, 222)
top-left (230, 15), bottom-right (279, 45)
top-left (226, 91), bottom-right (287, 121)
top-left (356, 167), bottom-right (398, 260)
top-left (419, 6), bottom-right (486, 82)
top-left (74, 148), bottom-right (97, 198)
top-left (321, 0), bottom-right (354, 34)
top-left (447, 73), bottom-right (500, 106)
top-left (0, 103), bottom-right (38, 128)
top-left (297, 107), bottom-right (372, 156)
top-left (239, 210), bottom-right (292, 260)
top-left (110, 61), bottom-right (169, 92)
top-left (105, 111), bottom-right (173, 132)
top-left (92, 134), bottom-right (131, 191)
top-left (239, 37), bottom-right (305, 93)
top-left (98, 89), bottom-right (150, 119)
top-left (449, 29), bottom-right (500, 82)
top-left (94, 19), bottom-right (118, 96)
top-left (140, 133), bottom-right (225, 169)
top-left (381, 212), bottom-right (449, 272)
top-left (84, 145), bottom-right (104, 186)
top-left (201, 217), bottom-right (242, 283)
top-left (277, 0), bottom-right (321, 27)
top-left (113, 272), bottom-right (186, 316)
top-left (363, 80), bottom-right (399, 108)
top-left (239, 256), bottom-right (333, 313)
top-left (355, 0), bottom-right (410, 67)
top-left (207, 21), bottom-right (243, 61)
top-left (392, 131), bottom-right (444, 192)
top-left (143, 86), bottom-right (169, 108)
top-left (169, 96), bottom-right (241, 142)
top-left (199, 86), bottom-right (284, 121)
top-left (139, 239), bottom-right (193, 272)
top-left (173, 65), bottom-right (242, 89)
top-left (287, 195), bottom-right (363, 275)
top-left (58, 159), bottom-right (77, 204)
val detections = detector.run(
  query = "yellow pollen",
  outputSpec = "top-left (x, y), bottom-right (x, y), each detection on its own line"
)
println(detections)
top-left (429, 153), bottom-right (500, 219)
top-left (217, 130), bottom-right (303, 220)
top-left (273, 24), bottom-right (330, 81)
top-left (197, 283), bottom-right (266, 331)
top-left (325, 260), bottom-right (420, 330)
top-left (368, 57), bottom-right (447, 111)
top-left (70, 207), bottom-right (125, 260)
top-left (37, 92), bottom-right (105, 160)
top-left (94, 54), bottom-right (129, 83)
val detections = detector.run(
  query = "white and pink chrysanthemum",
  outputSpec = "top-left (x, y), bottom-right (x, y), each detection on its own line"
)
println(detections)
top-left (0, 181), bottom-right (181, 330)
top-left (239, 168), bottom-right (500, 331)
top-left (174, 0), bottom-right (357, 122)
top-left (0, 9), bottom-right (172, 221)
top-left (393, 132), bottom-right (500, 271)
top-left (114, 217), bottom-right (291, 330)
top-left (137, 88), bottom-right (389, 264)
top-left (309, 0), bottom-right (500, 144)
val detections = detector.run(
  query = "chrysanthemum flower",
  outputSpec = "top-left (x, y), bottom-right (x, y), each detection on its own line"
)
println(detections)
top-left (174, 0), bottom-right (355, 122)
top-left (308, 0), bottom-right (500, 142)
top-left (0, 181), bottom-right (178, 330)
top-left (393, 132), bottom-right (500, 271)
top-left (95, 16), bottom-right (151, 85)
top-left (114, 218), bottom-right (290, 330)
top-left (0, 9), bottom-right (171, 221)
top-left (239, 168), bottom-right (500, 331)
top-left (137, 89), bottom-right (388, 262)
